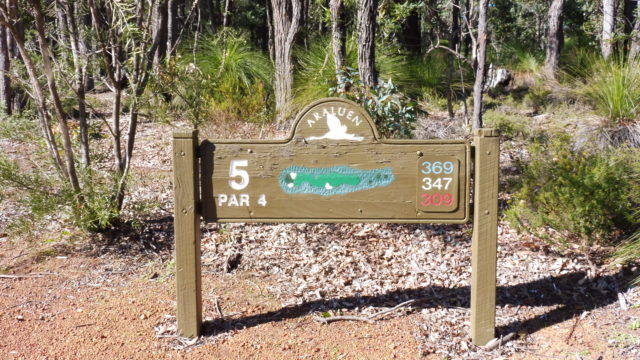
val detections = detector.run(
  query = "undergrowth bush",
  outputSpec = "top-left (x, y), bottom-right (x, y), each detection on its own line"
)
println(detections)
top-left (0, 154), bottom-right (122, 234)
top-left (506, 133), bottom-right (639, 248)
top-left (330, 67), bottom-right (417, 138)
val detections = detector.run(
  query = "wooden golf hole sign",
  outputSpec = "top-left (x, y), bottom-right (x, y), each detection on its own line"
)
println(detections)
top-left (173, 98), bottom-right (500, 346)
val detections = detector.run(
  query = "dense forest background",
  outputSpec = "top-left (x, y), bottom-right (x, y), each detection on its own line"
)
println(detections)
top-left (0, 0), bottom-right (639, 271)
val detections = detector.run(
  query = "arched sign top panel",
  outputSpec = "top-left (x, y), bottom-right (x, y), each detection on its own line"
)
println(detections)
top-left (291, 98), bottom-right (379, 142)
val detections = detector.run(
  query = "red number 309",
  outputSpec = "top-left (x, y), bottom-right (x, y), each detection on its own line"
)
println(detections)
top-left (421, 193), bottom-right (453, 206)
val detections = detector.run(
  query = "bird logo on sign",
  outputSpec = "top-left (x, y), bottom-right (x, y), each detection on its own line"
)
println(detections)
top-left (307, 113), bottom-right (364, 141)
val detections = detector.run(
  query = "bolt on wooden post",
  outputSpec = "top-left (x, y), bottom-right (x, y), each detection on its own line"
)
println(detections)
top-left (471, 128), bottom-right (500, 346)
top-left (173, 129), bottom-right (202, 338)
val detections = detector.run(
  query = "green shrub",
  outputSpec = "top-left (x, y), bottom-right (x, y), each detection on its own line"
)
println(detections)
top-left (330, 67), bottom-right (417, 139)
top-left (580, 57), bottom-right (640, 123)
top-left (483, 110), bottom-right (527, 139)
top-left (505, 134), bottom-right (638, 247)
top-left (0, 155), bottom-right (121, 234)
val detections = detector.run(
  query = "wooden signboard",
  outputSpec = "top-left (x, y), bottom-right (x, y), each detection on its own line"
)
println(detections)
top-left (200, 98), bottom-right (470, 223)
top-left (173, 98), bottom-right (500, 346)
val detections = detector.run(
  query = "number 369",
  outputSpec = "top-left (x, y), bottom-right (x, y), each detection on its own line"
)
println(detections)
top-left (421, 161), bottom-right (454, 175)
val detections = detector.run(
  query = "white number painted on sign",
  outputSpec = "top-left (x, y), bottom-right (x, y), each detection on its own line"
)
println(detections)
top-left (257, 194), bottom-right (267, 207)
top-left (229, 160), bottom-right (249, 190)
top-left (421, 161), bottom-right (455, 175)
top-left (422, 177), bottom-right (453, 190)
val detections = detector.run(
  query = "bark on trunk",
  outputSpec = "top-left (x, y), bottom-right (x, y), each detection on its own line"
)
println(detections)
top-left (0, 22), bottom-right (10, 115)
top-left (167, 0), bottom-right (179, 55)
top-left (271, 0), bottom-right (301, 117)
top-left (472, 0), bottom-right (489, 129)
top-left (330, 0), bottom-right (345, 74)
top-left (543, 0), bottom-right (565, 78)
top-left (631, 3), bottom-right (640, 59)
top-left (446, 0), bottom-right (460, 119)
top-left (266, 0), bottom-right (275, 63)
top-left (155, 0), bottom-right (168, 63)
top-left (357, 0), bottom-right (377, 87)
top-left (602, 0), bottom-right (617, 59)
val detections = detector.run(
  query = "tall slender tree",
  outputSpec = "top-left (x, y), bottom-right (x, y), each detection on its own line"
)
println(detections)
top-left (330, 0), bottom-right (345, 75)
top-left (472, 0), bottom-right (489, 129)
top-left (0, 20), bottom-right (10, 115)
top-left (357, 0), bottom-right (378, 87)
top-left (271, 0), bottom-right (301, 117)
top-left (630, 1), bottom-right (640, 59)
top-left (602, 0), bottom-right (617, 59)
top-left (544, 0), bottom-right (565, 78)
top-left (446, 0), bottom-right (460, 119)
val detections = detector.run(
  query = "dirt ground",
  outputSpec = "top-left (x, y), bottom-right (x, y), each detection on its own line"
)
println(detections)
top-left (2, 117), bottom-right (640, 359)
top-left (1, 236), bottom-right (640, 360)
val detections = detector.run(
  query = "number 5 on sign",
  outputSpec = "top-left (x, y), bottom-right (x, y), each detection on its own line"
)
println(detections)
top-left (229, 160), bottom-right (249, 190)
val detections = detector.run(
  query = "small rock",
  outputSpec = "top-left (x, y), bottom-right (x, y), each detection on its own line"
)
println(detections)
top-left (15, 315), bottom-right (24, 321)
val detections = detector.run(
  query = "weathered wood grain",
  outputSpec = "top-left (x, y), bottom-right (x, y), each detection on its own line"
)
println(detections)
top-left (173, 129), bottom-right (202, 338)
top-left (470, 128), bottom-right (500, 346)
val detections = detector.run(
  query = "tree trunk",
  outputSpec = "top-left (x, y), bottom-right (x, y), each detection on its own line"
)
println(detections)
top-left (357, 0), bottom-right (377, 87)
top-left (330, 0), bottom-right (345, 74)
top-left (271, 0), bottom-right (301, 117)
top-left (543, 0), bottom-right (565, 78)
top-left (472, 0), bottom-right (489, 129)
top-left (223, 0), bottom-right (231, 28)
top-left (0, 10), bottom-right (63, 175)
top-left (602, 0), bottom-right (617, 59)
top-left (446, 0), bottom-right (460, 119)
top-left (155, 0), bottom-right (168, 63)
top-left (402, 7), bottom-right (421, 53)
top-left (266, 0), bottom-right (275, 62)
top-left (631, 3), bottom-right (640, 59)
top-left (31, 0), bottom-right (81, 193)
top-left (624, 0), bottom-right (636, 41)
top-left (7, 0), bottom-right (23, 113)
top-left (65, 0), bottom-right (90, 167)
top-left (167, 0), bottom-right (179, 55)
top-left (0, 22), bottom-right (10, 115)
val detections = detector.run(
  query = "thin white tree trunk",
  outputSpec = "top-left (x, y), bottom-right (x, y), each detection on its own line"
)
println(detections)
top-left (472, 0), bottom-right (489, 129)
top-left (602, 0), bottom-right (617, 59)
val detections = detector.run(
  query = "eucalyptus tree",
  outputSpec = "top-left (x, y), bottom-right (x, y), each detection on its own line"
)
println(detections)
top-left (602, 0), bottom-right (616, 59)
top-left (357, 0), bottom-right (378, 87)
top-left (544, 0), bottom-right (565, 78)
top-left (271, 0), bottom-right (301, 117)
top-left (472, 0), bottom-right (489, 129)
top-left (330, 0), bottom-right (346, 75)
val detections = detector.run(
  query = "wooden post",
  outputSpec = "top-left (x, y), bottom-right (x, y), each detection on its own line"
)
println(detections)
top-left (173, 129), bottom-right (202, 338)
top-left (471, 128), bottom-right (499, 346)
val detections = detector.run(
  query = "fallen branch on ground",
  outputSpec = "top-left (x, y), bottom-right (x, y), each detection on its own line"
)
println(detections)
top-left (313, 299), bottom-right (415, 324)
top-left (0, 274), bottom-right (45, 279)
top-left (484, 332), bottom-right (516, 350)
